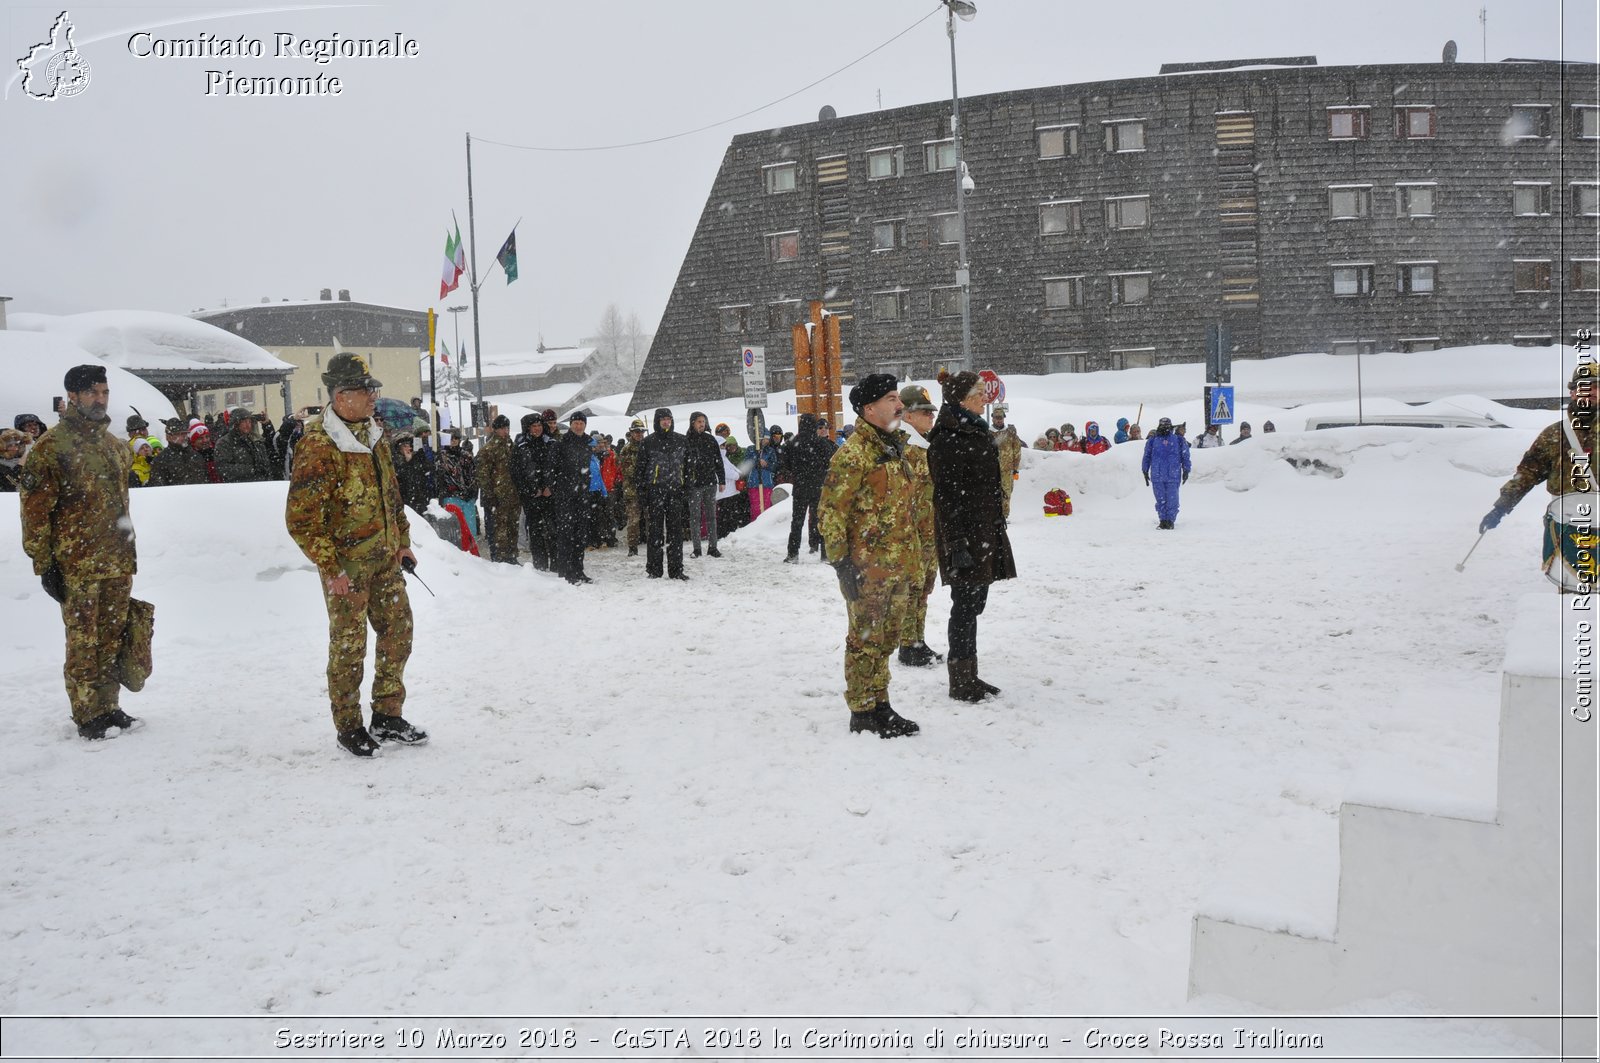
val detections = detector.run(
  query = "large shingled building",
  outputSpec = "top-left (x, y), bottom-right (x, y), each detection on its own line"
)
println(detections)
top-left (630, 55), bottom-right (1598, 412)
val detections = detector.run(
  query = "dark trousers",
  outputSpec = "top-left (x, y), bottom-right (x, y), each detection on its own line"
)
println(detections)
top-left (589, 491), bottom-right (617, 546)
top-left (645, 491), bottom-right (687, 577)
top-left (786, 483), bottom-right (822, 556)
top-left (555, 493), bottom-right (588, 579)
top-left (523, 499), bottom-right (554, 571)
top-left (948, 582), bottom-right (990, 661)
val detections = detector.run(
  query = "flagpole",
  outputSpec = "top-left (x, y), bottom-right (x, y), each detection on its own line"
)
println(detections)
top-left (465, 133), bottom-right (485, 424)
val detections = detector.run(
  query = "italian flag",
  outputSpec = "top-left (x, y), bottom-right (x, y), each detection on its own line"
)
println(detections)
top-left (440, 222), bottom-right (466, 299)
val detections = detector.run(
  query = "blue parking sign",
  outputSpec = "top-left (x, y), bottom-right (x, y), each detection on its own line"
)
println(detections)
top-left (1208, 386), bottom-right (1235, 425)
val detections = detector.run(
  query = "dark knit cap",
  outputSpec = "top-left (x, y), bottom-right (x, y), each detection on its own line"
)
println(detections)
top-left (848, 373), bottom-right (898, 413)
top-left (491, 414), bottom-right (510, 429)
top-left (63, 364), bottom-right (107, 392)
top-left (520, 413), bottom-right (540, 431)
top-left (937, 368), bottom-right (981, 404)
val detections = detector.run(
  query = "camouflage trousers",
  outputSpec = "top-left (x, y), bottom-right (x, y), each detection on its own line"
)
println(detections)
top-left (898, 564), bottom-right (938, 648)
top-left (484, 503), bottom-right (521, 564)
top-left (844, 577), bottom-right (917, 714)
top-left (624, 497), bottom-right (641, 549)
top-left (1000, 473), bottom-right (1015, 520)
top-left (60, 576), bottom-right (131, 726)
top-left (321, 562), bottom-right (412, 733)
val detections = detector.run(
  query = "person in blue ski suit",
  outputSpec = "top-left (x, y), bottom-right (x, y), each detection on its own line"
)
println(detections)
top-left (1140, 416), bottom-right (1191, 529)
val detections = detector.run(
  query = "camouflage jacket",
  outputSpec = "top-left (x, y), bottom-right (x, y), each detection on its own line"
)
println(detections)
top-left (1497, 412), bottom-right (1597, 510)
top-left (818, 418), bottom-right (924, 580)
top-left (994, 425), bottom-right (1023, 479)
top-left (616, 441), bottom-right (641, 504)
top-left (475, 435), bottom-right (520, 511)
top-left (214, 429), bottom-right (276, 483)
top-left (19, 404), bottom-right (137, 579)
top-left (285, 413), bottom-right (410, 581)
top-left (147, 443), bottom-right (209, 487)
top-left (899, 431), bottom-right (939, 574)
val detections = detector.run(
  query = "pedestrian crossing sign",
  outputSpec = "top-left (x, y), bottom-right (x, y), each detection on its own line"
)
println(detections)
top-left (1208, 385), bottom-right (1235, 425)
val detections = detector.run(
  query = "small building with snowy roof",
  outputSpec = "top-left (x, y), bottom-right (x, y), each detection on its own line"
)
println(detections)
top-left (9, 308), bottom-right (292, 419)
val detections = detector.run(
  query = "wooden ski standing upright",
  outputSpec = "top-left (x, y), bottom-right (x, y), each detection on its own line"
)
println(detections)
top-left (791, 300), bottom-right (844, 431)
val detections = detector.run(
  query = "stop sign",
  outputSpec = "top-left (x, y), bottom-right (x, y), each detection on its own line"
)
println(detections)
top-left (978, 369), bottom-right (1004, 405)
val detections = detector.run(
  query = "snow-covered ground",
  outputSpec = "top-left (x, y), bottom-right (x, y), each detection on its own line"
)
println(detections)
top-left (0, 350), bottom-right (1579, 1058)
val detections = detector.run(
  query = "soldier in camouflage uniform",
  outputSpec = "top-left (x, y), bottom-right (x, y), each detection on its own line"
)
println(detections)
top-left (992, 406), bottom-right (1024, 519)
top-left (1481, 361), bottom-right (1597, 541)
top-left (475, 414), bottom-right (520, 564)
top-left (19, 364), bottom-right (144, 740)
top-left (616, 419), bottom-right (646, 556)
top-left (286, 354), bottom-right (428, 758)
top-left (817, 373), bottom-right (923, 738)
top-left (895, 384), bottom-right (945, 669)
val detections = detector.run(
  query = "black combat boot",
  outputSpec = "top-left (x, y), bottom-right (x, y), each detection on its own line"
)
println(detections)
top-left (77, 712), bottom-right (118, 740)
top-left (370, 714), bottom-right (429, 745)
top-left (947, 659), bottom-right (987, 703)
top-left (337, 725), bottom-right (380, 757)
top-left (972, 662), bottom-right (1001, 697)
top-left (707, 546), bottom-right (721, 557)
top-left (628, 546), bottom-right (639, 557)
top-left (106, 708), bottom-right (142, 731)
top-left (784, 552), bottom-right (799, 564)
top-left (897, 641), bottom-right (943, 667)
top-left (849, 702), bottom-right (920, 738)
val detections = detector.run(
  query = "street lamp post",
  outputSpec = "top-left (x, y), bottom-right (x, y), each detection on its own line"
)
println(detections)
top-left (945, 0), bottom-right (976, 373)
top-left (446, 303), bottom-right (468, 433)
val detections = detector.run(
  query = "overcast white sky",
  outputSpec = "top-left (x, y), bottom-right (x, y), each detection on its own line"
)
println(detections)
top-left (2, 0), bottom-right (1595, 357)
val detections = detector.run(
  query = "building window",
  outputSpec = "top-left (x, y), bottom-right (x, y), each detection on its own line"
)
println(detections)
top-left (403, 322), bottom-right (419, 334)
top-left (931, 212), bottom-right (961, 245)
top-left (767, 301), bottom-right (801, 330)
top-left (1328, 185), bottom-right (1372, 220)
top-left (1576, 106), bottom-right (1600, 140)
top-left (380, 321), bottom-right (394, 333)
top-left (924, 139), bottom-right (957, 172)
top-left (1395, 183), bottom-right (1436, 217)
top-left (1332, 264), bottom-right (1375, 297)
top-left (1399, 337), bottom-right (1441, 353)
top-left (871, 289), bottom-right (909, 321)
top-left (1037, 124), bottom-right (1079, 158)
top-left (1103, 120), bottom-right (1146, 152)
top-left (1513, 260), bottom-right (1553, 292)
top-left (1105, 195), bottom-right (1150, 229)
top-left (764, 162), bottom-right (797, 194)
top-left (1045, 351), bottom-right (1088, 374)
top-left (1394, 106), bottom-right (1437, 139)
top-left (1572, 260), bottom-right (1600, 292)
top-left (1330, 340), bottom-right (1377, 357)
top-left (871, 218), bottom-right (905, 251)
top-left (1043, 276), bottom-right (1086, 309)
top-left (314, 352), bottom-right (320, 367)
top-left (1397, 262), bottom-right (1437, 295)
top-left (241, 390), bottom-right (256, 407)
top-left (1110, 347), bottom-right (1157, 369)
top-left (1574, 183), bottom-right (1600, 217)
top-left (1513, 334), bottom-right (1555, 347)
top-left (225, 390), bottom-right (238, 406)
top-left (867, 146), bottom-right (904, 180)
top-left (315, 387), bottom-right (323, 403)
top-left (1327, 107), bottom-right (1370, 139)
top-left (1508, 105), bottom-right (1551, 140)
top-left (1109, 272), bottom-right (1151, 305)
top-left (766, 231), bottom-right (799, 263)
top-left (719, 305), bottom-right (749, 333)
top-left (1039, 200), bottom-right (1082, 235)
top-left (1512, 182), bottom-right (1553, 216)
top-left (931, 287), bottom-right (963, 318)
top-left (203, 393), bottom-right (218, 413)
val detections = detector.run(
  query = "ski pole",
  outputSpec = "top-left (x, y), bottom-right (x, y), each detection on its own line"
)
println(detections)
top-left (1454, 531), bottom-right (1487, 573)
top-left (400, 556), bottom-right (435, 596)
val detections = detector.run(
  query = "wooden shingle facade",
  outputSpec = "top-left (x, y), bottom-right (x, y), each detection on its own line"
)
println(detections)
top-left (630, 59), bottom-right (1598, 413)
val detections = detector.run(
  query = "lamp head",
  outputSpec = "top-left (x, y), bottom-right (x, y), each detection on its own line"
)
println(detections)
top-left (948, 0), bottom-right (977, 20)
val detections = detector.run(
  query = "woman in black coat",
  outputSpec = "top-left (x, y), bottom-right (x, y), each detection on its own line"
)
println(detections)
top-left (927, 369), bottom-right (1016, 701)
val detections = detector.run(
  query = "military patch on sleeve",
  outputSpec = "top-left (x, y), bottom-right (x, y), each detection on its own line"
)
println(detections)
top-left (17, 469), bottom-right (39, 492)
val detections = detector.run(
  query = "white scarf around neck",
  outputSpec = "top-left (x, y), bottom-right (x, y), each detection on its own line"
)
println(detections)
top-left (321, 413), bottom-right (374, 455)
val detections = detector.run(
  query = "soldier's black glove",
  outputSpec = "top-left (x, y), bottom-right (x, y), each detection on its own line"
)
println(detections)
top-left (1143, 473), bottom-right (1151, 486)
top-left (833, 559), bottom-right (862, 602)
top-left (951, 542), bottom-right (977, 573)
top-left (40, 565), bottom-right (66, 604)
top-left (1480, 504), bottom-right (1509, 534)
top-left (1181, 470), bottom-right (1190, 484)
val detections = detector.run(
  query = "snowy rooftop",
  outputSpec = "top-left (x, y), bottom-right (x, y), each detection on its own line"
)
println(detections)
top-left (0, 330), bottom-right (178, 425)
top-left (475, 346), bottom-right (595, 378)
top-left (11, 311), bottom-right (292, 373)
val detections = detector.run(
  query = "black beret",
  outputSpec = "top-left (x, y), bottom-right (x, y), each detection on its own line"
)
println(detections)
top-left (849, 372), bottom-right (898, 413)
top-left (63, 364), bottom-right (107, 392)
top-left (491, 414), bottom-right (510, 429)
